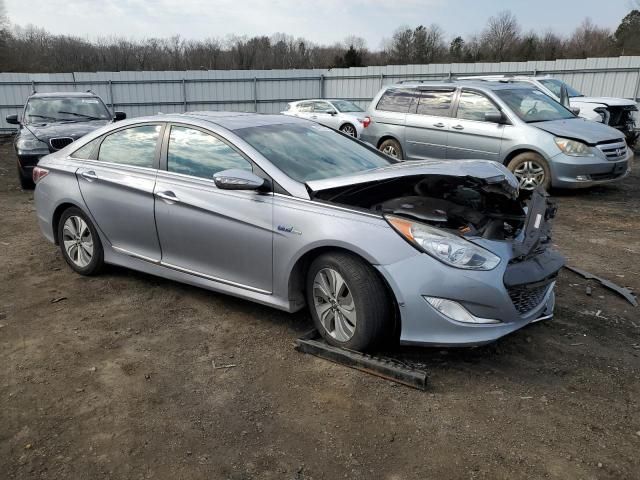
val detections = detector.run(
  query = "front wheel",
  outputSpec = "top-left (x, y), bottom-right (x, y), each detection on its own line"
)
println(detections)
top-left (306, 252), bottom-right (392, 351)
top-left (57, 207), bottom-right (104, 275)
top-left (507, 152), bottom-right (551, 191)
top-left (339, 123), bottom-right (357, 137)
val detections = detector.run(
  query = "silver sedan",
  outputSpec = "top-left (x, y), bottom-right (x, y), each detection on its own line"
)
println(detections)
top-left (33, 112), bottom-right (563, 351)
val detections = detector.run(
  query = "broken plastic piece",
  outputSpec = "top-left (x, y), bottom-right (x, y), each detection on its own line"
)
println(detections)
top-left (564, 265), bottom-right (637, 307)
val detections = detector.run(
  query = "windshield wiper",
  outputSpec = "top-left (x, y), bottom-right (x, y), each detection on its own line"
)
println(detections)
top-left (27, 114), bottom-right (60, 122)
top-left (57, 111), bottom-right (103, 120)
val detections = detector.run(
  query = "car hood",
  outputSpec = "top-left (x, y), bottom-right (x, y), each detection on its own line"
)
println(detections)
top-left (306, 159), bottom-right (519, 199)
top-left (25, 120), bottom-right (111, 142)
top-left (533, 118), bottom-right (623, 145)
top-left (572, 96), bottom-right (638, 108)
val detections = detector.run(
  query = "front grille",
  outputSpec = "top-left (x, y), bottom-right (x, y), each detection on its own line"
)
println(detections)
top-left (508, 282), bottom-right (552, 315)
top-left (49, 137), bottom-right (74, 151)
top-left (597, 139), bottom-right (627, 162)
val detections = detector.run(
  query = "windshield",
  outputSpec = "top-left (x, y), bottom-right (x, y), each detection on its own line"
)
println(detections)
top-left (539, 79), bottom-right (583, 98)
top-left (24, 97), bottom-right (111, 124)
top-left (235, 123), bottom-right (392, 182)
top-left (331, 100), bottom-right (364, 113)
top-left (496, 88), bottom-right (575, 123)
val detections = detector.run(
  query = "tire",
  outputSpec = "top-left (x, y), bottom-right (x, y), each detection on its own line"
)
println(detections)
top-left (17, 164), bottom-right (35, 190)
top-left (306, 252), bottom-right (392, 351)
top-left (339, 123), bottom-right (357, 138)
top-left (379, 138), bottom-right (403, 160)
top-left (507, 152), bottom-right (551, 192)
top-left (57, 207), bottom-right (104, 276)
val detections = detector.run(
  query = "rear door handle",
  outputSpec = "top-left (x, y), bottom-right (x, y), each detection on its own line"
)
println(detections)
top-left (452, 125), bottom-right (464, 130)
top-left (80, 170), bottom-right (98, 181)
top-left (433, 123), bottom-right (445, 128)
top-left (156, 191), bottom-right (180, 203)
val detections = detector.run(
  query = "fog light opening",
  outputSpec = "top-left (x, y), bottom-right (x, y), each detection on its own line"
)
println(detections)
top-left (575, 175), bottom-right (591, 182)
top-left (423, 296), bottom-right (500, 324)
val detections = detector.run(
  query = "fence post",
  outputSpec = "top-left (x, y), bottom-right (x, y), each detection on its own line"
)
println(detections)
top-left (379, 73), bottom-right (384, 88)
top-left (253, 77), bottom-right (258, 112)
top-left (635, 68), bottom-right (640, 102)
top-left (31, 80), bottom-right (36, 94)
top-left (182, 79), bottom-right (187, 112)
top-left (319, 75), bottom-right (325, 99)
top-left (109, 80), bottom-right (114, 111)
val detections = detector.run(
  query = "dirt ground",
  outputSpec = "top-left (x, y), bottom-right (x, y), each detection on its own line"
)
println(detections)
top-left (1, 140), bottom-right (639, 480)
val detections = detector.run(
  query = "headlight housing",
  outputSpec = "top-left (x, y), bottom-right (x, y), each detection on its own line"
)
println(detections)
top-left (554, 137), bottom-right (594, 157)
top-left (386, 215), bottom-right (500, 270)
top-left (16, 131), bottom-right (49, 153)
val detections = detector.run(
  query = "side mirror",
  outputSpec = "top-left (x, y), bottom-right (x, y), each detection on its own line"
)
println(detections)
top-left (484, 111), bottom-right (505, 124)
top-left (6, 114), bottom-right (19, 125)
top-left (570, 106), bottom-right (580, 116)
top-left (114, 111), bottom-right (127, 121)
top-left (327, 110), bottom-right (337, 116)
top-left (214, 169), bottom-right (267, 191)
top-left (559, 84), bottom-right (570, 108)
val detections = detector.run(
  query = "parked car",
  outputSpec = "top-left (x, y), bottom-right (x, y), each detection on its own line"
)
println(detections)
top-left (457, 75), bottom-right (639, 146)
top-left (360, 81), bottom-right (632, 190)
top-left (6, 91), bottom-right (126, 189)
top-left (33, 112), bottom-right (563, 351)
top-left (282, 99), bottom-right (367, 137)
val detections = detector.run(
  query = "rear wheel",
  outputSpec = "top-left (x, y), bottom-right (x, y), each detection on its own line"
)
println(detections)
top-left (339, 123), bottom-right (357, 137)
top-left (379, 138), bottom-right (403, 160)
top-left (57, 207), bottom-right (104, 275)
top-left (306, 252), bottom-right (391, 351)
top-left (507, 152), bottom-right (551, 191)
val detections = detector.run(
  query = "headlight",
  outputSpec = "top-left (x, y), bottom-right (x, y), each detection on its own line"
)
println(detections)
top-left (16, 132), bottom-right (49, 153)
top-left (386, 215), bottom-right (500, 270)
top-left (554, 137), bottom-right (594, 157)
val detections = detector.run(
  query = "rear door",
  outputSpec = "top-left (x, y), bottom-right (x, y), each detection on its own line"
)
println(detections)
top-left (293, 101), bottom-right (313, 120)
top-left (76, 123), bottom-right (164, 261)
top-left (404, 87), bottom-right (455, 159)
top-left (446, 89), bottom-right (505, 161)
top-left (153, 124), bottom-right (273, 293)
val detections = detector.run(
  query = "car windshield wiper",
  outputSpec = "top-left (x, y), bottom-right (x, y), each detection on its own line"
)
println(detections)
top-left (27, 114), bottom-right (60, 122)
top-left (57, 111), bottom-right (103, 120)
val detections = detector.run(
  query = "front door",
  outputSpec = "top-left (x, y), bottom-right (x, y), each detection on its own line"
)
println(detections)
top-left (76, 123), bottom-right (164, 261)
top-left (404, 88), bottom-right (455, 160)
top-left (446, 90), bottom-right (505, 161)
top-left (153, 124), bottom-right (273, 293)
top-left (311, 101), bottom-right (341, 129)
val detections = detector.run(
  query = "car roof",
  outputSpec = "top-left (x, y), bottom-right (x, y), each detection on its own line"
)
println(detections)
top-left (28, 91), bottom-right (101, 99)
top-left (389, 80), bottom-right (534, 91)
top-left (161, 111), bottom-right (306, 130)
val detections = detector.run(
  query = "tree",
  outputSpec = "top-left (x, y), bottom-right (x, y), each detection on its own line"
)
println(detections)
top-left (614, 9), bottom-right (640, 55)
top-left (449, 36), bottom-right (464, 62)
top-left (389, 26), bottom-right (414, 64)
top-left (565, 18), bottom-right (616, 58)
top-left (481, 10), bottom-right (520, 61)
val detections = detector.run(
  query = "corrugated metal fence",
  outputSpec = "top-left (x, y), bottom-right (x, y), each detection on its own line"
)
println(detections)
top-left (1, 56), bottom-right (639, 132)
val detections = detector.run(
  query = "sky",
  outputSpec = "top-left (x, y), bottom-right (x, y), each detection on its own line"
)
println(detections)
top-left (4, 0), bottom-right (638, 50)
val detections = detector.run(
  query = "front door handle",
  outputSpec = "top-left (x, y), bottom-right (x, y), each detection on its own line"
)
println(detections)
top-left (80, 170), bottom-right (98, 181)
top-left (433, 123), bottom-right (445, 128)
top-left (156, 191), bottom-right (180, 203)
top-left (452, 125), bottom-right (464, 130)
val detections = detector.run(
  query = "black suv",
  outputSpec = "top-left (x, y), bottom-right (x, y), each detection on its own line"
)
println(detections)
top-left (6, 91), bottom-right (126, 188)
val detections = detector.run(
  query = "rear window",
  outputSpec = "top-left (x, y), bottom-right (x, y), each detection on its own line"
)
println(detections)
top-left (375, 89), bottom-right (415, 113)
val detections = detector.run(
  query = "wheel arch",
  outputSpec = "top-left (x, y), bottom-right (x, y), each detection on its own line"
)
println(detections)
top-left (287, 245), bottom-right (401, 341)
top-left (502, 147), bottom-right (549, 166)
top-left (51, 201), bottom-right (85, 245)
top-left (376, 135), bottom-right (401, 149)
top-left (339, 122), bottom-right (358, 137)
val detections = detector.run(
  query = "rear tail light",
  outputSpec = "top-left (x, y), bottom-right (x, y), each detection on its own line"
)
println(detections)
top-left (33, 166), bottom-right (49, 184)
top-left (362, 116), bottom-right (371, 128)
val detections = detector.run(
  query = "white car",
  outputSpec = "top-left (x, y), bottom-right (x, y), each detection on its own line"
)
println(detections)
top-left (282, 99), bottom-right (368, 138)
top-left (458, 75), bottom-right (639, 146)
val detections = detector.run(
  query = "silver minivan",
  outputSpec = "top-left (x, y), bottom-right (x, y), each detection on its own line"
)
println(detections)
top-left (360, 81), bottom-right (632, 190)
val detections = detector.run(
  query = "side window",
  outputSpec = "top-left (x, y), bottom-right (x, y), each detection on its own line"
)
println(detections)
top-left (456, 91), bottom-right (500, 122)
top-left (297, 102), bottom-right (313, 113)
top-left (313, 101), bottom-right (334, 113)
top-left (167, 126), bottom-right (252, 179)
top-left (415, 90), bottom-right (454, 117)
top-left (71, 137), bottom-right (101, 159)
top-left (375, 89), bottom-right (415, 113)
top-left (98, 125), bottom-right (161, 167)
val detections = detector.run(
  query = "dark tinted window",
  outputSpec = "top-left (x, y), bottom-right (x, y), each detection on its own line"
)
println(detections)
top-left (375, 89), bottom-right (415, 113)
top-left (415, 90), bottom-right (454, 117)
top-left (71, 138), bottom-right (100, 159)
top-left (235, 123), bottom-right (392, 182)
top-left (167, 126), bottom-right (252, 179)
top-left (98, 125), bottom-right (161, 167)
top-left (456, 91), bottom-right (500, 121)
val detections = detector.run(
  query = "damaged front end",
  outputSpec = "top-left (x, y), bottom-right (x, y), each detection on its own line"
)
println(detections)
top-left (308, 160), bottom-right (565, 329)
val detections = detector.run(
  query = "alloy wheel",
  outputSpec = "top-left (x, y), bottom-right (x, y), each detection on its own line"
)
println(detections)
top-left (62, 216), bottom-right (94, 268)
top-left (341, 124), bottom-right (356, 137)
top-left (513, 161), bottom-right (545, 190)
top-left (382, 145), bottom-right (398, 158)
top-left (312, 268), bottom-right (357, 342)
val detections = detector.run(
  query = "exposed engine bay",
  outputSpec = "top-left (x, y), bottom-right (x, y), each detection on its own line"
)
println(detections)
top-left (313, 174), bottom-right (557, 259)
